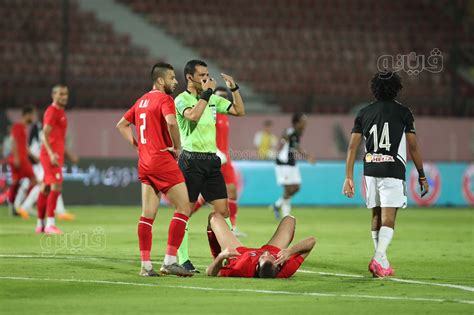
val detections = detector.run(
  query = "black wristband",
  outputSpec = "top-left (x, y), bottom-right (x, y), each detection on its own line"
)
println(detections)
top-left (230, 84), bottom-right (239, 92)
top-left (417, 168), bottom-right (425, 178)
top-left (200, 88), bottom-right (213, 102)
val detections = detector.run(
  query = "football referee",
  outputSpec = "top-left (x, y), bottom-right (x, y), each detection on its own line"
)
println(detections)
top-left (175, 59), bottom-right (245, 272)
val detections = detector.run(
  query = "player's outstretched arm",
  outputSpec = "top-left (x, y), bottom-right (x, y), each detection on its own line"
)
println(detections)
top-left (275, 237), bottom-right (316, 265)
top-left (206, 247), bottom-right (241, 277)
top-left (406, 133), bottom-right (429, 197)
top-left (183, 79), bottom-right (216, 122)
top-left (343, 133), bottom-right (362, 198)
top-left (222, 73), bottom-right (245, 116)
top-left (116, 117), bottom-right (138, 149)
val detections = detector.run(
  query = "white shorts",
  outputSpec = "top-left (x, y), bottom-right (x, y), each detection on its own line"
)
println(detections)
top-left (33, 163), bottom-right (44, 182)
top-left (364, 176), bottom-right (407, 209)
top-left (275, 165), bottom-right (301, 186)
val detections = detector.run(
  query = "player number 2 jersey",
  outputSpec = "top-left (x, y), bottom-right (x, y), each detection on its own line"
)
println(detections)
top-left (352, 100), bottom-right (416, 180)
top-left (124, 90), bottom-right (178, 174)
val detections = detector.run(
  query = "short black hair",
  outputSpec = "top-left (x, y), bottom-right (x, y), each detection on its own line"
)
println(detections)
top-left (371, 71), bottom-right (403, 101)
top-left (257, 261), bottom-right (279, 278)
top-left (184, 59), bottom-right (207, 80)
top-left (292, 112), bottom-right (306, 126)
top-left (151, 62), bottom-right (174, 82)
top-left (264, 119), bottom-right (273, 127)
top-left (22, 106), bottom-right (35, 116)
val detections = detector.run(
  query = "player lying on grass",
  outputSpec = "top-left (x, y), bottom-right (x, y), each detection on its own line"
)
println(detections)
top-left (206, 213), bottom-right (316, 278)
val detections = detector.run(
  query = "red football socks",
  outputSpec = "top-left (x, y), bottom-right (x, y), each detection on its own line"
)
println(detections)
top-left (46, 191), bottom-right (60, 218)
top-left (229, 198), bottom-right (238, 227)
top-left (207, 227), bottom-right (221, 259)
top-left (166, 212), bottom-right (189, 256)
top-left (7, 182), bottom-right (20, 204)
top-left (138, 216), bottom-right (154, 261)
top-left (37, 191), bottom-right (48, 220)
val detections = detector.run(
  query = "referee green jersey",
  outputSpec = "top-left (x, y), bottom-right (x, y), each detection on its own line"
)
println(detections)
top-left (175, 90), bottom-right (232, 153)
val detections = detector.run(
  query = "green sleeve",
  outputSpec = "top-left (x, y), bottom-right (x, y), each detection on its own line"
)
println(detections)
top-left (175, 95), bottom-right (192, 116)
top-left (213, 95), bottom-right (232, 114)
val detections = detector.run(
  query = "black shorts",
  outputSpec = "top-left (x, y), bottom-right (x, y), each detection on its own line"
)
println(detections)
top-left (178, 150), bottom-right (228, 203)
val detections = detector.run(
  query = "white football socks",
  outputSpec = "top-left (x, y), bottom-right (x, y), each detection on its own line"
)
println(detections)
top-left (275, 198), bottom-right (283, 208)
top-left (21, 185), bottom-right (40, 213)
top-left (374, 226), bottom-right (394, 268)
top-left (371, 230), bottom-right (379, 249)
top-left (37, 219), bottom-right (44, 228)
top-left (142, 261), bottom-right (153, 271)
top-left (46, 217), bottom-right (55, 228)
top-left (163, 254), bottom-right (177, 266)
top-left (56, 195), bottom-right (66, 214)
top-left (281, 199), bottom-right (291, 217)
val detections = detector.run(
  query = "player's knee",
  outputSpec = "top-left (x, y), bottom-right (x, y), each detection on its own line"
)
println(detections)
top-left (282, 215), bottom-right (296, 223)
top-left (381, 219), bottom-right (395, 228)
top-left (209, 212), bottom-right (225, 226)
top-left (176, 205), bottom-right (192, 217)
top-left (141, 208), bottom-right (157, 219)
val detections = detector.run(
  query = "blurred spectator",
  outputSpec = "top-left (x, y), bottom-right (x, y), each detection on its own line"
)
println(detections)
top-left (253, 120), bottom-right (278, 160)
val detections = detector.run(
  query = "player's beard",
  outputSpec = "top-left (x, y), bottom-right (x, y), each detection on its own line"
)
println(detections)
top-left (164, 84), bottom-right (175, 95)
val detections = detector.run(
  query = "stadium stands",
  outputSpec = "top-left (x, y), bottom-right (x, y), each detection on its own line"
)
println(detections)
top-left (0, 0), bottom-right (155, 109)
top-left (1, 0), bottom-right (471, 115)
top-left (120, 0), bottom-right (472, 116)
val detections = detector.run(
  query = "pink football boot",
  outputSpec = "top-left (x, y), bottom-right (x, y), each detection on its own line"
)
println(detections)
top-left (44, 226), bottom-right (63, 235)
top-left (368, 259), bottom-right (386, 278)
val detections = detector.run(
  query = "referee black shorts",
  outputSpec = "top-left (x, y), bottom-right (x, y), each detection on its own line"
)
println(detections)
top-left (178, 150), bottom-right (228, 203)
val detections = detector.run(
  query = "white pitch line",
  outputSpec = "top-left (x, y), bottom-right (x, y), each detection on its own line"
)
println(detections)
top-left (0, 276), bottom-right (472, 306)
top-left (2, 254), bottom-right (473, 293)
top-left (390, 278), bottom-right (474, 293)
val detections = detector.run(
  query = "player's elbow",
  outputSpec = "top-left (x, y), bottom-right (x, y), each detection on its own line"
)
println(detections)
top-left (186, 112), bottom-right (200, 122)
top-left (116, 121), bottom-right (125, 129)
top-left (206, 267), bottom-right (216, 277)
top-left (235, 108), bottom-right (246, 117)
top-left (166, 120), bottom-right (177, 127)
top-left (308, 236), bottom-right (316, 250)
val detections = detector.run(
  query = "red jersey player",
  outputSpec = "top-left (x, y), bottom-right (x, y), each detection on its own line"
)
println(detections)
top-left (116, 62), bottom-right (194, 277)
top-left (7, 107), bottom-right (37, 217)
top-left (193, 87), bottom-right (245, 236)
top-left (206, 213), bottom-right (316, 278)
top-left (36, 85), bottom-right (78, 234)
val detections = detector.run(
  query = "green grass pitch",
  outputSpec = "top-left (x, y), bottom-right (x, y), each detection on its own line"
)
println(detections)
top-left (0, 206), bottom-right (473, 314)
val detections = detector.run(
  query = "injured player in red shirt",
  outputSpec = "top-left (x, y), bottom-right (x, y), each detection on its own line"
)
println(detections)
top-left (206, 213), bottom-right (316, 278)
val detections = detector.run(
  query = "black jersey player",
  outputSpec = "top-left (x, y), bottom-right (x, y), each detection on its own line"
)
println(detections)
top-left (343, 71), bottom-right (429, 278)
top-left (272, 113), bottom-right (315, 219)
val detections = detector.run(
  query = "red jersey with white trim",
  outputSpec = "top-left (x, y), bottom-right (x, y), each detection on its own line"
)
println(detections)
top-left (10, 122), bottom-right (28, 162)
top-left (40, 104), bottom-right (67, 165)
top-left (219, 245), bottom-right (304, 278)
top-left (124, 90), bottom-right (178, 174)
top-left (216, 113), bottom-right (230, 157)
